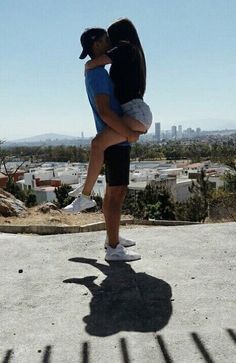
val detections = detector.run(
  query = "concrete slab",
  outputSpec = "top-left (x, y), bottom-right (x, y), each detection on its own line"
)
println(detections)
top-left (0, 222), bottom-right (236, 362)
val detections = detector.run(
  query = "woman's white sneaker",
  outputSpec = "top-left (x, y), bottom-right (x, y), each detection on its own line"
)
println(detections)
top-left (63, 195), bottom-right (96, 213)
top-left (105, 244), bottom-right (141, 262)
top-left (68, 183), bottom-right (84, 197)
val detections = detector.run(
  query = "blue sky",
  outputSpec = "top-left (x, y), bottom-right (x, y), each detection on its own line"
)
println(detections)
top-left (1, 0), bottom-right (236, 140)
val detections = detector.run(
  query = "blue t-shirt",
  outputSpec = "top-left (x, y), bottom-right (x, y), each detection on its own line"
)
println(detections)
top-left (85, 67), bottom-right (129, 145)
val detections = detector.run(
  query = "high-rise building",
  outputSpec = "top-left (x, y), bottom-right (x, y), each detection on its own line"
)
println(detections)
top-left (155, 122), bottom-right (161, 142)
top-left (171, 125), bottom-right (177, 139)
top-left (186, 128), bottom-right (194, 138)
top-left (177, 125), bottom-right (182, 139)
top-left (196, 127), bottom-right (201, 136)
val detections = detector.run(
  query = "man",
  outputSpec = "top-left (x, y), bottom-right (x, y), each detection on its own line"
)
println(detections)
top-left (77, 28), bottom-right (141, 262)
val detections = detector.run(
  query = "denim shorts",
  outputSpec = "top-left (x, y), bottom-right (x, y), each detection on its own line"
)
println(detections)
top-left (121, 98), bottom-right (153, 129)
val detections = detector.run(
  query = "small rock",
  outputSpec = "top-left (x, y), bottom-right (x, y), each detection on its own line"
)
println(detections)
top-left (38, 350), bottom-right (41, 353)
top-left (191, 277), bottom-right (195, 279)
top-left (37, 202), bottom-right (60, 214)
top-left (18, 269), bottom-right (23, 273)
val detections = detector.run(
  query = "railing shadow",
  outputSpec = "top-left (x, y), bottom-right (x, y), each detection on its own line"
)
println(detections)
top-left (1, 350), bottom-right (13, 363)
top-left (226, 328), bottom-right (236, 344)
top-left (42, 345), bottom-right (52, 363)
top-left (63, 257), bottom-right (172, 337)
top-left (1, 328), bottom-right (235, 362)
top-left (156, 335), bottom-right (174, 363)
top-left (82, 342), bottom-right (89, 363)
top-left (191, 333), bottom-right (216, 363)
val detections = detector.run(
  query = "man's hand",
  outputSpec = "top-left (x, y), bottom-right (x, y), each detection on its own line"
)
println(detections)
top-left (95, 94), bottom-right (135, 138)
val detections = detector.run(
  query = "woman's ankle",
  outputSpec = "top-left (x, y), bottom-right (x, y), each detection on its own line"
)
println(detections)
top-left (82, 190), bottom-right (91, 197)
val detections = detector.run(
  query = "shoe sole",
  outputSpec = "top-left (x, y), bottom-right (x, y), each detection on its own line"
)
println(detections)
top-left (105, 256), bottom-right (141, 262)
top-left (104, 243), bottom-right (136, 249)
top-left (63, 203), bottom-right (96, 213)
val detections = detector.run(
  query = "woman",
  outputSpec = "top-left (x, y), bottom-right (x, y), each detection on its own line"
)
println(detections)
top-left (68, 18), bottom-right (152, 209)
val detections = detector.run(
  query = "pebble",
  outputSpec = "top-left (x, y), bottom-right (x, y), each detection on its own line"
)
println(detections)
top-left (18, 269), bottom-right (23, 273)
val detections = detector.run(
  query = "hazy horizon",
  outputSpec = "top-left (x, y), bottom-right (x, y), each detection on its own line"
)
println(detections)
top-left (3, 119), bottom-right (235, 143)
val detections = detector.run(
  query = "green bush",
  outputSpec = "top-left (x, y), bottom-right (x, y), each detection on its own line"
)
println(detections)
top-left (55, 184), bottom-right (73, 208)
top-left (25, 193), bottom-right (37, 207)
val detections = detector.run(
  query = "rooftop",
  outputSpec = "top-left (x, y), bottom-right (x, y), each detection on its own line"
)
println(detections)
top-left (0, 222), bottom-right (235, 362)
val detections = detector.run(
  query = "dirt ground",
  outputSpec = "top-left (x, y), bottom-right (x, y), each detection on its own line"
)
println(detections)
top-left (0, 206), bottom-right (133, 226)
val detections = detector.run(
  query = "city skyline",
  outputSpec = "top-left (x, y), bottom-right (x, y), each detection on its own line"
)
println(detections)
top-left (1, 0), bottom-right (236, 140)
top-left (5, 122), bottom-right (236, 145)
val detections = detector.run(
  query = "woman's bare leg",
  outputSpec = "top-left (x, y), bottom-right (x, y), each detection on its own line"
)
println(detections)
top-left (82, 116), bottom-right (147, 196)
top-left (82, 127), bottom-right (128, 196)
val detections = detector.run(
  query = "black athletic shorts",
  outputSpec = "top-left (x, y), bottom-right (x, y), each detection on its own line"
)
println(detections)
top-left (104, 145), bottom-right (131, 186)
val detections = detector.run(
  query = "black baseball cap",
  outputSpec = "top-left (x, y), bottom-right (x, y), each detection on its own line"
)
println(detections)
top-left (79, 28), bottom-right (107, 59)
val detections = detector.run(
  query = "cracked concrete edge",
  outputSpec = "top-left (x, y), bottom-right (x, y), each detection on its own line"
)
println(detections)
top-left (0, 218), bottom-right (200, 235)
top-left (133, 219), bottom-right (201, 226)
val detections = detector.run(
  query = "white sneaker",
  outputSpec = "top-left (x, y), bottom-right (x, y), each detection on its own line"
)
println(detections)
top-left (68, 183), bottom-right (84, 197)
top-left (105, 243), bottom-right (141, 262)
top-left (63, 195), bottom-right (96, 213)
top-left (104, 236), bottom-right (136, 249)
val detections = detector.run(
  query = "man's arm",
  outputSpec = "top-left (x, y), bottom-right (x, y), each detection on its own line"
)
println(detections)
top-left (95, 94), bottom-right (141, 142)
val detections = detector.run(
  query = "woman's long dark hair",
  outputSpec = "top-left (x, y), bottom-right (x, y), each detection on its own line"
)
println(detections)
top-left (107, 18), bottom-right (146, 95)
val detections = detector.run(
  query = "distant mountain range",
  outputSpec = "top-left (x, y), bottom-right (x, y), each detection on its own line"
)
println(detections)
top-left (10, 133), bottom-right (78, 143)
top-left (4, 133), bottom-right (91, 147)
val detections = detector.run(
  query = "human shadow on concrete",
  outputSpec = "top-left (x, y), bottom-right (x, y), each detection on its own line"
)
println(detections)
top-left (63, 257), bottom-right (172, 337)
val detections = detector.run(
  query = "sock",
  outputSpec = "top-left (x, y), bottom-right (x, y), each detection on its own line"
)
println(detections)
top-left (81, 193), bottom-right (90, 199)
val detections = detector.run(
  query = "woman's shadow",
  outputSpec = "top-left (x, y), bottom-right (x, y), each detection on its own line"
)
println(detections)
top-left (63, 257), bottom-right (172, 337)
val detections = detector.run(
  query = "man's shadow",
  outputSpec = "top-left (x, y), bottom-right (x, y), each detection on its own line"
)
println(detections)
top-left (63, 257), bottom-right (172, 337)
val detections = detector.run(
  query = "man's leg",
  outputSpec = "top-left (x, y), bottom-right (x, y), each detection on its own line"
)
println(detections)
top-left (103, 185), bottom-right (127, 248)
top-left (82, 127), bottom-right (129, 196)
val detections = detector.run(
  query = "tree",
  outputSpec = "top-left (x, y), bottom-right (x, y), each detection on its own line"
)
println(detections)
top-left (178, 169), bottom-right (211, 222)
top-left (25, 192), bottom-right (37, 207)
top-left (55, 184), bottom-right (73, 208)
top-left (123, 182), bottom-right (176, 220)
top-left (4, 176), bottom-right (26, 202)
top-left (223, 171), bottom-right (236, 192)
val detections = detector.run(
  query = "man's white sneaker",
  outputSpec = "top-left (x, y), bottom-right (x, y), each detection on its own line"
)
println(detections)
top-left (105, 244), bottom-right (141, 262)
top-left (68, 183), bottom-right (84, 197)
top-left (104, 236), bottom-right (136, 249)
top-left (63, 195), bottom-right (96, 213)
